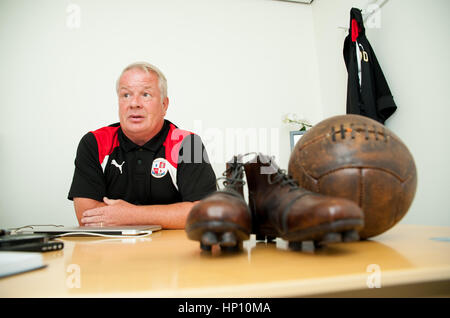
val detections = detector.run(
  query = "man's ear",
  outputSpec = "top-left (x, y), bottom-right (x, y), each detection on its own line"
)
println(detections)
top-left (162, 97), bottom-right (169, 114)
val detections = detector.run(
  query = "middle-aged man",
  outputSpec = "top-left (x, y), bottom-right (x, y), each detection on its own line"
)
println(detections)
top-left (68, 62), bottom-right (217, 229)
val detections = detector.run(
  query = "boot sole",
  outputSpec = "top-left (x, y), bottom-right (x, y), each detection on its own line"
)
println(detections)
top-left (186, 220), bottom-right (250, 252)
top-left (258, 218), bottom-right (364, 249)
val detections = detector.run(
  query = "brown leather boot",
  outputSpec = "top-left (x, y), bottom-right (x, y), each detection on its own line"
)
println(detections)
top-left (185, 155), bottom-right (252, 252)
top-left (243, 153), bottom-right (364, 249)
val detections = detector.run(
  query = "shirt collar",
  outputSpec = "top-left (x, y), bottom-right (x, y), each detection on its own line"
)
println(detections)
top-left (118, 120), bottom-right (171, 153)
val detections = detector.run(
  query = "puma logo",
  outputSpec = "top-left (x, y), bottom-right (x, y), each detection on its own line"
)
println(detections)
top-left (111, 159), bottom-right (125, 174)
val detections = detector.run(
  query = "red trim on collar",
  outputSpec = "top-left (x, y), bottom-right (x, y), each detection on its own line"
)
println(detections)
top-left (351, 18), bottom-right (359, 42)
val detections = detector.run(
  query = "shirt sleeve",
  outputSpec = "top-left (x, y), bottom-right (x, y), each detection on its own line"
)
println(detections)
top-left (68, 132), bottom-right (107, 201)
top-left (176, 134), bottom-right (217, 202)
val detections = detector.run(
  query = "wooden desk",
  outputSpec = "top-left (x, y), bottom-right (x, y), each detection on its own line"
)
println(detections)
top-left (0, 224), bottom-right (449, 297)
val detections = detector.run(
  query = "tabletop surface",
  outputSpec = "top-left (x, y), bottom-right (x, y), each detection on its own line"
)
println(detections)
top-left (0, 224), bottom-right (449, 297)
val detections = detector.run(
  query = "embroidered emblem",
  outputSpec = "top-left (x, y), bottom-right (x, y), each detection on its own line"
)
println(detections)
top-left (111, 159), bottom-right (125, 174)
top-left (151, 158), bottom-right (168, 178)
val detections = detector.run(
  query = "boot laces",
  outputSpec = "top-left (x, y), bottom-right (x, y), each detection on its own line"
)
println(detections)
top-left (267, 169), bottom-right (299, 192)
top-left (216, 162), bottom-right (246, 189)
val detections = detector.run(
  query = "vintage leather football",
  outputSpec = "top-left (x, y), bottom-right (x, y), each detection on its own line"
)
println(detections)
top-left (288, 114), bottom-right (417, 239)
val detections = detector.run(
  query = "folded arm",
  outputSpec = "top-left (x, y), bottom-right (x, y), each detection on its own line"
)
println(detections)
top-left (74, 197), bottom-right (198, 229)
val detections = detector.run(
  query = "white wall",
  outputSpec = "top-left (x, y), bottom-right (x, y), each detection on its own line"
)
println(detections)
top-left (312, 0), bottom-right (450, 226)
top-left (0, 0), bottom-right (323, 228)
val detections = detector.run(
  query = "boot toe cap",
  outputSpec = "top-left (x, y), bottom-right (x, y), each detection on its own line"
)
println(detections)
top-left (186, 196), bottom-right (252, 230)
top-left (283, 196), bottom-right (364, 234)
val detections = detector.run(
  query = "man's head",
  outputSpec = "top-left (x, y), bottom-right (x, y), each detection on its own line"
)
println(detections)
top-left (116, 62), bottom-right (169, 146)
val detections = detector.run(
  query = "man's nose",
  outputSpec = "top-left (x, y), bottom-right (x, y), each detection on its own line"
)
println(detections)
top-left (130, 96), bottom-right (142, 108)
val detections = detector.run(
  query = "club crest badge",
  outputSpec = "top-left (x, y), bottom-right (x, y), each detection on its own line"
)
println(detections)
top-left (151, 158), bottom-right (168, 178)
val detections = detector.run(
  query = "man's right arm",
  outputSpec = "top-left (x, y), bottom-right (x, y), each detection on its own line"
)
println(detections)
top-left (74, 197), bottom-right (106, 226)
top-left (69, 132), bottom-right (108, 225)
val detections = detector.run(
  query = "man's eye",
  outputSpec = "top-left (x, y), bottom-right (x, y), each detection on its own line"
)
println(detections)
top-left (123, 93), bottom-right (130, 98)
top-left (143, 93), bottom-right (151, 97)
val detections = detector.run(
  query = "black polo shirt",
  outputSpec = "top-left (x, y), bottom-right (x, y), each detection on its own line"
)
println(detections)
top-left (68, 119), bottom-right (217, 205)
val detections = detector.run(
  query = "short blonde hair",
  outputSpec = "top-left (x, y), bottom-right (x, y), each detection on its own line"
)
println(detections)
top-left (116, 62), bottom-right (168, 102)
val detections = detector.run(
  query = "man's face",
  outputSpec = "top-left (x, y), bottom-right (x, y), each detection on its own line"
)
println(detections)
top-left (118, 68), bottom-right (168, 144)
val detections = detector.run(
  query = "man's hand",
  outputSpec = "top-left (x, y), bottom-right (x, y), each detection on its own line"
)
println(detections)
top-left (81, 197), bottom-right (136, 227)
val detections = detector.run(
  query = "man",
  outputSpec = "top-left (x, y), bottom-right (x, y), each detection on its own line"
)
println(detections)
top-left (68, 62), bottom-right (216, 229)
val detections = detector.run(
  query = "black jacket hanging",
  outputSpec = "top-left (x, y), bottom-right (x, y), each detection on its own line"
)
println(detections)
top-left (343, 8), bottom-right (397, 124)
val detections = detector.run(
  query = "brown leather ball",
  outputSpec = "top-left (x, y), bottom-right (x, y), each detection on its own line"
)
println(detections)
top-left (288, 114), bottom-right (417, 239)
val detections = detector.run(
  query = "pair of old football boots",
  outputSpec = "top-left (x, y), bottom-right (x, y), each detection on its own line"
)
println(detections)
top-left (185, 153), bottom-right (364, 252)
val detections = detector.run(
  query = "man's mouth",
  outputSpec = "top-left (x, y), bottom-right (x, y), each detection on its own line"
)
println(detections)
top-left (128, 114), bottom-right (145, 122)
